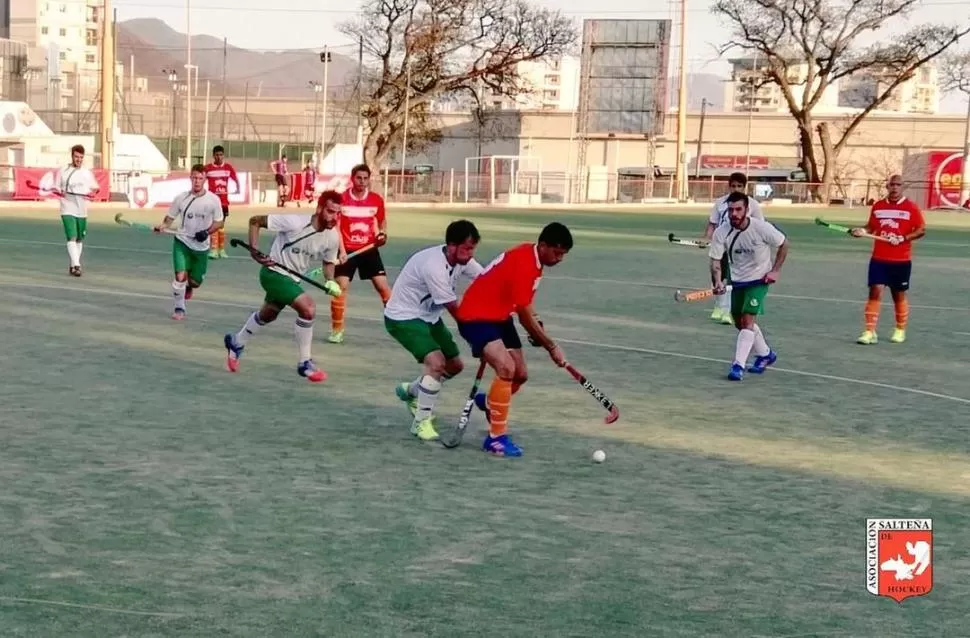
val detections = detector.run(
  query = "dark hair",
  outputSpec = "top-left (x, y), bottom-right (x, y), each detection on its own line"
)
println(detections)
top-left (445, 219), bottom-right (480, 245)
top-left (71, 144), bottom-right (85, 155)
top-left (728, 172), bottom-right (747, 186)
top-left (213, 145), bottom-right (224, 153)
top-left (351, 163), bottom-right (371, 178)
top-left (317, 189), bottom-right (342, 207)
top-left (538, 222), bottom-right (573, 250)
top-left (191, 163), bottom-right (206, 174)
top-left (725, 191), bottom-right (748, 207)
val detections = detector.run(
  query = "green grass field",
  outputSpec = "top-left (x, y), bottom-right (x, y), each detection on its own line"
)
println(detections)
top-left (1, 204), bottom-right (969, 636)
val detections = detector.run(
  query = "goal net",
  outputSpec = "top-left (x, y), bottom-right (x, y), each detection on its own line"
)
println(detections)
top-left (463, 155), bottom-right (544, 204)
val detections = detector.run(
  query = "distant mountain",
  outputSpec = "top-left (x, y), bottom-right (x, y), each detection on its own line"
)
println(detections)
top-left (117, 18), bottom-right (356, 98)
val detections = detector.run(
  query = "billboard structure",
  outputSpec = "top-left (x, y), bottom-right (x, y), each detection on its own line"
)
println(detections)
top-left (574, 19), bottom-right (671, 201)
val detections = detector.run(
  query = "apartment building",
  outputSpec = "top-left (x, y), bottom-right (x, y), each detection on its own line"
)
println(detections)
top-left (840, 64), bottom-right (940, 114)
top-left (723, 56), bottom-right (840, 112)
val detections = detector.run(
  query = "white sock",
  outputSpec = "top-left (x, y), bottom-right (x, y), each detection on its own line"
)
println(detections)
top-left (66, 241), bottom-right (80, 267)
top-left (408, 376), bottom-right (422, 397)
top-left (172, 280), bottom-right (186, 311)
top-left (413, 375), bottom-right (441, 423)
top-left (294, 317), bottom-right (314, 362)
top-left (77, 242), bottom-right (84, 258)
top-left (235, 311), bottom-right (265, 346)
top-left (734, 328), bottom-right (755, 366)
top-left (717, 285), bottom-right (733, 312)
top-left (752, 323), bottom-right (770, 357)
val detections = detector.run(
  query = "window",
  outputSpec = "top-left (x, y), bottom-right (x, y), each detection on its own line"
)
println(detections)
top-left (85, 54), bottom-right (96, 64)
top-left (544, 74), bottom-right (560, 86)
top-left (59, 52), bottom-right (66, 60)
top-left (60, 4), bottom-right (67, 12)
top-left (86, 29), bottom-right (98, 46)
top-left (543, 89), bottom-right (559, 100)
top-left (41, 26), bottom-right (49, 35)
top-left (59, 28), bottom-right (66, 36)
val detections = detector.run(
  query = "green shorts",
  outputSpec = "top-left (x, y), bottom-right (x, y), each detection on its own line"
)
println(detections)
top-left (260, 266), bottom-right (305, 307)
top-left (173, 239), bottom-right (209, 284)
top-left (731, 283), bottom-right (769, 316)
top-left (61, 215), bottom-right (87, 241)
top-left (384, 316), bottom-right (461, 363)
top-left (720, 254), bottom-right (731, 283)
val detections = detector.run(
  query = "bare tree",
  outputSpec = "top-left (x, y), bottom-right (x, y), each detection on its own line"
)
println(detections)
top-left (940, 50), bottom-right (970, 205)
top-left (340, 0), bottom-right (576, 170)
top-left (712, 0), bottom-right (969, 201)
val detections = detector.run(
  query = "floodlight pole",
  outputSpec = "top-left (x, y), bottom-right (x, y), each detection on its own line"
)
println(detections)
top-left (185, 0), bottom-right (193, 169)
top-left (320, 47), bottom-right (331, 171)
top-left (674, 0), bottom-right (689, 202)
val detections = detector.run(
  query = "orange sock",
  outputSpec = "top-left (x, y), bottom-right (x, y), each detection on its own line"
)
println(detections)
top-left (330, 295), bottom-right (346, 332)
top-left (219, 228), bottom-right (227, 250)
top-left (894, 295), bottom-right (909, 330)
top-left (486, 378), bottom-right (513, 437)
top-left (864, 299), bottom-right (880, 331)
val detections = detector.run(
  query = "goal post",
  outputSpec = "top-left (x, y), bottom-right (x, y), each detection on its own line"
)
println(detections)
top-left (463, 154), bottom-right (544, 204)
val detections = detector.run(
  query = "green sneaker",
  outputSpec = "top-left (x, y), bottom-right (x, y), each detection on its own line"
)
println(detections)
top-left (327, 330), bottom-right (344, 344)
top-left (890, 328), bottom-right (906, 344)
top-left (208, 249), bottom-right (219, 260)
top-left (719, 312), bottom-right (734, 326)
top-left (219, 249), bottom-right (229, 259)
top-left (710, 308), bottom-right (723, 321)
top-left (410, 418), bottom-right (439, 441)
top-left (395, 382), bottom-right (418, 417)
top-left (857, 330), bottom-right (878, 345)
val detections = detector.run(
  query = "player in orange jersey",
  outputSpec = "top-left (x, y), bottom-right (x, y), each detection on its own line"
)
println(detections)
top-left (203, 145), bottom-right (239, 259)
top-left (328, 163), bottom-right (391, 343)
top-left (455, 222), bottom-right (573, 457)
top-left (851, 174), bottom-right (926, 345)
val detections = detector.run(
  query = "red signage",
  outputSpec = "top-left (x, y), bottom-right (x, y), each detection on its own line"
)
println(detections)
top-left (926, 151), bottom-right (965, 209)
top-left (700, 155), bottom-right (770, 170)
top-left (13, 167), bottom-right (111, 201)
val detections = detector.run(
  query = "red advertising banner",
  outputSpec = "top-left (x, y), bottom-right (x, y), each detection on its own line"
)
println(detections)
top-left (925, 151), bottom-right (965, 209)
top-left (287, 172), bottom-right (351, 202)
top-left (700, 155), bottom-right (770, 170)
top-left (13, 167), bottom-right (111, 201)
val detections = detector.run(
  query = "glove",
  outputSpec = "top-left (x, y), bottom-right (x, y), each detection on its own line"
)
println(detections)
top-left (323, 279), bottom-right (342, 297)
top-left (527, 317), bottom-right (544, 347)
top-left (889, 234), bottom-right (905, 246)
top-left (194, 229), bottom-right (210, 242)
top-left (375, 232), bottom-right (388, 247)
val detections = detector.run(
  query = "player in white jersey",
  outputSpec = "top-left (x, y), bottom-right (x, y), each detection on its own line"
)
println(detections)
top-left (155, 164), bottom-right (225, 320)
top-left (383, 220), bottom-right (484, 441)
top-left (223, 190), bottom-right (346, 383)
top-left (708, 191), bottom-right (788, 382)
top-left (54, 144), bottom-right (101, 277)
top-left (705, 172), bottom-right (765, 325)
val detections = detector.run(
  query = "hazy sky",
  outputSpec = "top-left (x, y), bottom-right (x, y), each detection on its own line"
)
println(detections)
top-left (114, 0), bottom-right (970, 111)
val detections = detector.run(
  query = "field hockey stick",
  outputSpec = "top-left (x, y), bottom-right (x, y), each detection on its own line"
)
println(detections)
top-left (305, 242), bottom-right (377, 278)
top-left (441, 359), bottom-right (488, 449)
top-left (229, 238), bottom-right (340, 295)
top-left (814, 217), bottom-right (890, 242)
top-left (114, 213), bottom-right (177, 235)
top-left (25, 179), bottom-right (94, 200)
top-left (667, 232), bottom-right (709, 249)
top-left (674, 287), bottom-right (716, 303)
top-left (564, 363), bottom-right (620, 424)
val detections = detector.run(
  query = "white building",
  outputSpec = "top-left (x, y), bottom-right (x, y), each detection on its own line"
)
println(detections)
top-left (432, 55), bottom-right (581, 113)
top-left (723, 57), bottom-right (840, 113)
top-left (840, 64), bottom-right (940, 114)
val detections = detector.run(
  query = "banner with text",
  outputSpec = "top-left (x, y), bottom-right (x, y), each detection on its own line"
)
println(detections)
top-left (126, 172), bottom-right (253, 209)
top-left (13, 167), bottom-right (112, 201)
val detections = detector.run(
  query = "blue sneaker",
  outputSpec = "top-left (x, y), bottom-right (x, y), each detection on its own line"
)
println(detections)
top-left (224, 333), bottom-right (244, 372)
top-left (727, 362), bottom-right (745, 381)
top-left (748, 350), bottom-right (777, 374)
top-left (297, 359), bottom-right (327, 383)
top-left (482, 433), bottom-right (523, 457)
top-left (474, 392), bottom-right (491, 423)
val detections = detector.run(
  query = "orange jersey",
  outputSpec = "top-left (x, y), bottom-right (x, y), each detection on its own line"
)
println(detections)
top-left (457, 243), bottom-right (543, 322)
top-left (340, 189), bottom-right (386, 251)
top-left (203, 162), bottom-right (238, 206)
top-left (868, 197), bottom-right (925, 262)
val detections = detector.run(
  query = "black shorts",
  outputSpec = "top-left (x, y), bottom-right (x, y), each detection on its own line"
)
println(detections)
top-left (868, 259), bottom-right (912, 292)
top-left (275, 174), bottom-right (286, 187)
top-left (457, 318), bottom-right (522, 358)
top-left (221, 204), bottom-right (229, 218)
top-left (334, 248), bottom-right (386, 281)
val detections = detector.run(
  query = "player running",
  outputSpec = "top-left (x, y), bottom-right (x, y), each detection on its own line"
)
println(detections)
top-left (271, 154), bottom-right (289, 207)
top-left (851, 174), bottom-right (925, 345)
top-left (455, 222), bottom-right (573, 457)
top-left (704, 172), bottom-right (764, 325)
top-left (384, 220), bottom-right (484, 441)
top-left (55, 144), bottom-right (101, 277)
top-left (329, 163), bottom-right (392, 344)
top-left (155, 164), bottom-right (225, 320)
top-left (204, 144), bottom-right (239, 259)
top-left (223, 190), bottom-right (345, 383)
top-left (708, 191), bottom-right (788, 381)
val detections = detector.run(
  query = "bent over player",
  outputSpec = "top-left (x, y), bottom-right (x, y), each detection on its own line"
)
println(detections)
top-left (384, 220), bottom-right (484, 441)
top-left (708, 191), bottom-right (788, 381)
top-left (204, 144), bottom-right (239, 259)
top-left (704, 172), bottom-right (764, 324)
top-left (852, 174), bottom-right (925, 345)
top-left (223, 190), bottom-right (345, 383)
top-left (455, 222), bottom-right (572, 457)
top-left (55, 144), bottom-right (101, 276)
top-left (155, 164), bottom-right (224, 320)
top-left (329, 163), bottom-right (392, 343)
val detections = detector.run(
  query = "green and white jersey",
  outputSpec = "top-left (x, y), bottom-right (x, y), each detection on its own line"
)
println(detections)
top-left (55, 165), bottom-right (99, 218)
top-left (168, 189), bottom-right (224, 251)
top-left (709, 193), bottom-right (764, 227)
top-left (708, 217), bottom-right (786, 285)
top-left (267, 214), bottom-right (341, 281)
top-left (384, 244), bottom-right (484, 323)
